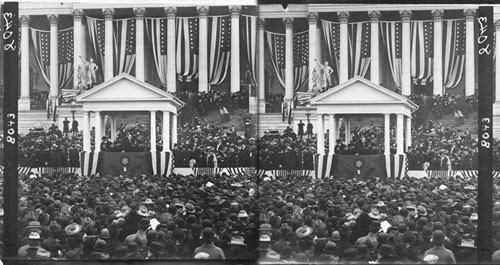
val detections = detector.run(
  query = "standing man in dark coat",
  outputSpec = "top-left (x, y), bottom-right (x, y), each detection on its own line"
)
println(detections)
top-left (306, 122), bottom-right (313, 139)
top-left (297, 120), bottom-right (305, 139)
top-left (71, 118), bottom-right (79, 136)
top-left (63, 117), bottom-right (70, 137)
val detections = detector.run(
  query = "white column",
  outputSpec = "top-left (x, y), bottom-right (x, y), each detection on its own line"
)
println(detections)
top-left (284, 17), bottom-right (294, 101)
top-left (48, 15), bottom-right (59, 99)
top-left (335, 117), bottom-right (340, 140)
top-left (19, 15), bottom-right (30, 110)
top-left (110, 115), bottom-right (116, 142)
top-left (230, 6), bottom-right (241, 93)
top-left (171, 113), bottom-right (178, 148)
top-left (308, 12), bottom-right (318, 92)
top-left (345, 117), bottom-right (351, 145)
top-left (369, 11), bottom-right (380, 85)
top-left (317, 114), bottom-right (324, 154)
top-left (197, 6), bottom-right (209, 93)
top-left (134, 8), bottom-right (145, 81)
top-left (432, 10), bottom-right (444, 96)
top-left (94, 111), bottom-right (102, 152)
top-left (166, 7), bottom-right (177, 93)
top-left (396, 114), bottom-right (404, 154)
top-left (406, 115), bottom-right (412, 150)
top-left (338, 11), bottom-right (349, 83)
top-left (400, 10), bottom-right (412, 95)
top-left (163, 111), bottom-right (170, 152)
top-left (496, 20), bottom-right (500, 102)
top-left (384, 114), bottom-right (390, 155)
top-left (83, 111), bottom-right (91, 151)
top-left (73, 9), bottom-right (83, 88)
top-left (103, 8), bottom-right (114, 81)
top-left (329, 114), bottom-right (336, 154)
top-left (257, 18), bottom-right (266, 113)
top-left (150, 111), bottom-right (157, 152)
top-left (464, 9), bottom-right (476, 96)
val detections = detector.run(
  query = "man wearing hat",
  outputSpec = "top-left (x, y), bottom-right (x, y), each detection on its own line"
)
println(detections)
top-left (424, 230), bottom-right (456, 264)
top-left (18, 232), bottom-right (51, 259)
top-left (123, 218), bottom-right (150, 248)
top-left (194, 228), bottom-right (225, 259)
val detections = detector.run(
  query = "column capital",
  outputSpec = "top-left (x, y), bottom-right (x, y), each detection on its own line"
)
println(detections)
top-left (399, 10), bottom-right (412, 22)
top-left (20, 15), bottom-right (30, 26)
top-left (229, 6), bottom-right (241, 18)
top-left (47, 14), bottom-right (58, 25)
top-left (431, 9), bottom-right (444, 20)
top-left (283, 17), bottom-right (294, 29)
top-left (307, 12), bottom-right (319, 25)
top-left (134, 8), bottom-right (146, 18)
top-left (165, 7), bottom-right (177, 18)
top-left (257, 18), bottom-right (265, 29)
top-left (464, 9), bottom-right (476, 21)
top-left (197, 6), bottom-right (209, 18)
top-left (368, 11), bottom-right (380, 22)
top-left (102, 8), bottom-right (114, 20)
top-left (338, 11), bottom-right (349, 23)
top-left (72, 9), bottom-right (84, 21)
top-left (496, 20), bottom-right (500, 31)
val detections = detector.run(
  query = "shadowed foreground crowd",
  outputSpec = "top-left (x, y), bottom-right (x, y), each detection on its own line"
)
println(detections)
top-left (16, 170), bottom-right (490, 263)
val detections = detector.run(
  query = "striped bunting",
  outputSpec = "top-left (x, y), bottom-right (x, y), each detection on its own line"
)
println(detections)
top-left (151, 151), bottom-right (172, 177)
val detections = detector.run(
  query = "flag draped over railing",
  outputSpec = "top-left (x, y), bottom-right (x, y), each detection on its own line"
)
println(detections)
top-left (113, 18), bottom-right (136, 76)
top-left (380, 21), bottom-right (402, 90)
top-left (348, 22), bottom-right (370, 79)
top-left (442, 19), bottom-right (466, 90)
top-left (86, 17), bottom-right (105, 82)
top-left (30, 27), bottom-right (74, 89)
top-left (321, 20), bottom-right (340, 86)
top-left (293, 30), bottom-right (309, 92)
top-left (411, 21), bottom-right (434, 86)
top-left (145, 18), bottom-right (168, 87)
top-left (208, 15), bottom-right (231, 86)
top-left (241, 15), bottom-right (257, 87)
top-left (176, 17), bottom-right (199, 82)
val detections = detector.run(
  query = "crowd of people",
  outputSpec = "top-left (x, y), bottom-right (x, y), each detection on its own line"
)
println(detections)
top-left (14, 169), bottom-right (487, 263)
top-left (174, 116), bottom-right (257, 168)
top-left (174, 91), bottom-right (248, 122)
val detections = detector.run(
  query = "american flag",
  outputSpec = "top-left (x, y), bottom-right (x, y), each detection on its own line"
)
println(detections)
top-left (30, 28), bottom-right (74, 89)
top-left (146, 18), bottom-right (168, 86)
top-left (176, 17), bottom-right (199, 82)
top-left (113, 18), bottom-right (136, 75)
top-left (293, 30), bottom-right (308, 91)
top-left (348, 22), bottom-right (370, 79)
top-left (265, 31), bottom-right (286, 88)
top-left (87, 17), bottom-right (105, 81)
top-left (321, 20), bottom-right (340, 86)
top-left (380, 21), bottom-right (403, 89)
top-left (58, 28), bottom-right (74, 88)
top-left (443, 19), bottom-right (466, 90)
top-left (241, 15), bottom-right (257, 87)
top-left (411, 21), bottom-right (434, 86)
top-left (208, 15), bottom-right (231, 86)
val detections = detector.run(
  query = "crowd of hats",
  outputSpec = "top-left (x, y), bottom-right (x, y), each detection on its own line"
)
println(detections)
top-left (174, 118), bottom-right (257, 168)
top-left (256, 174), bottom-right (480, 263)
top-left (174, 90), bottom-right (248, 123)
top-left (18, 129), bottom-right (82, 167)
top-left (17, 171), bottom-right (259, 260)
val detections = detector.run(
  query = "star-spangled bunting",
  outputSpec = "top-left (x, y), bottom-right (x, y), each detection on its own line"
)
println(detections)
top-left (411, 21), bottom-right (434, 86)
top-left (443, 19), bottom-right (466, 90)
top-left (380, 21), bottom-right (403, 89)
top-left (321, 20), bottom-right (340, 86)
top-left (208, 15), bottom-right (231, 86)
top-left (348, 22), bottom-right (370, 78)
top-left (293, 31), bottom-right (308, 91)
top-left (176, 17), bottom-right (199, 82)
top-left (113, 18), bottom-right (136, 75)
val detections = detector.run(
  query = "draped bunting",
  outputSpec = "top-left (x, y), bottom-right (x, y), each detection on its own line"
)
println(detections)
top-left (30, 27), bottom-right (74, 89)
top-left (442, 19), bottom-right (466, 90)
top-left (293, 31), bottom-right (309, 92)
top-left (380, 21), bottom-right (402, 89)
top-left (411, 21), bottom-right (434, 86)
top-left (265, 31), bottom-right (286, 89)
top-left (86, 17), bottom-right (105, 82)
top-left (176, 17), bottom-right (199, 82)
top-left (348, 22), bottom-right (371, 79)
top-left (113, 18), bottom-right (136, 75)
top-left (321, 20), bottom-right (340, 86)
top-left (145, 18), bottom-right (168, 87)
top-left (208, 15), bottom-right (231, 86)
top-left (241, 15), bottom-right (257, 86)
top-left (265, 30), bottom-right (309, 92)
